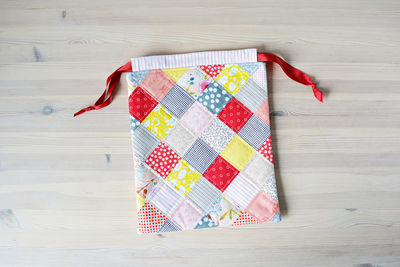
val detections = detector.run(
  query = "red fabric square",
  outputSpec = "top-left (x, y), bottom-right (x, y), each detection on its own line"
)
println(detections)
top-left (128, 87), bottom-right (158, 122)
top-left (258, 136), bottom-right (274, 164)
top-left (145, 142), bottom-right (181, 178)
top-left (137, 202), bottom-right (167, 234)
top-left (217, 97), bottom-right (253, 133)
top-left (203, 156), bottom-right (239, 192)
top-left (199, 64), bottom-right (225, 78)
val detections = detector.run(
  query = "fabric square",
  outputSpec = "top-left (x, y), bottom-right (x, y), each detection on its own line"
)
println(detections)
top-left (195, 215), bottom-right (218, 229)
top-left (147, 181), bottom-right (184, 216)
top-left (160, 84), bottom-right (195, 118)
top-left (166, 159), bottom-right (202, 195)
top-left (186, 177), bottom-right (222, 213)
top-left (199, 64), bottom-right (225, 78)
top-left (170, 199), bottom-right (204, 230)
top-left (127, 70), bottom-right (151, 86)
top-left (128, 87), bottom-right (158, 122)
top-left (220, 135), bottom-right (256, 171)
top-left (159, 219), bottom-right (182, 232)
top-left (176, 67), bottom-right (213, 98)
top-left (129, 116), bottom-right (141, 132)
top-left (164, 123), bottom-right (197, 156)
top-left (238, 62), bottom-right (260, 75)
top-left (180, 102), bottom-right (214, 136)
top-left (235, 79), bottom-right (268, 112)
top-left (215, 64), bottom-right (251, 94)
top-left (262, 174), bottom-right (279, 202)
top-left (252, 63), bottom-right (268, 91)
top-left (208, 196), bottom-right (242, 227)
top-left (223, 174), bottom-right (259, 210)
top-left (183, 139), bottom-right (219, 174)
top-left (246, 191), bottom-right (279, 222)
top-left (217, 97), bottom-right (253, 133)
top-left (255, 98), bottom-right (270, 126)
top-left (136, 193), bottom-right (146, 212)
top-left (137, 202), bottom-right (167, 234)
top-left (232, 211), bottom-right (259, 226)
top-left (132, 125), bottom-right (160, 160)
top-left (242, 153), bottom-right (274, 187)
top-left (140, 69), bottom-right (175, 101)
top-left (135, 162), bottom-right (159, 199)
top-left (145, 142), bottom-right (181, 178)
top-left (197, 81), bottom-right (233, 115)
top-left (258, 136), bottom-right (274, 164)
top-left (238, 115), bottom-right (271, 150)
top-left (142, 105), bottom-right (177, 140)
top-left (162, 67), bottom-right (189, 82)
top-left (200, 118), bottom-right (235, 153)
top-left (203, 156), bottom-right (239, 192)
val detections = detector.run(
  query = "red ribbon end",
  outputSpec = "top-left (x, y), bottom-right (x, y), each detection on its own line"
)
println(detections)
top-left (311, 83), bottom-right (324, 103)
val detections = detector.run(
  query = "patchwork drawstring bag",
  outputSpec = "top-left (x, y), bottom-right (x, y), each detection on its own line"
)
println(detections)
top-left (75, 49), bottom-right (323, 234)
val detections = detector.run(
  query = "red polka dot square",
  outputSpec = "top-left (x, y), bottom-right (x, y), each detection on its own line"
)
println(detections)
top-left (233, 211), bottom-right (259, 226)
top-left (145, 142), bottom-right (181, 178)
top-left (217, 97), bottom-right (253, 133)
top-left (203, 156), bottom-right (239, 192)
top-left (258, 136), bottom-right (274, 164)
top-left (137, 202), bottom-right (167, 234)
top-left (199, 64), bottom-right (225, 78)
top-left (129, 87), bottom-right (158, 122)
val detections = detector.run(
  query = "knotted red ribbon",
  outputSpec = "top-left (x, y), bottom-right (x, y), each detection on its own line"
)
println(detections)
top-left (257, 52), bottom-right (323, 102)
top-left (74, 52), bottom-right (323, 117)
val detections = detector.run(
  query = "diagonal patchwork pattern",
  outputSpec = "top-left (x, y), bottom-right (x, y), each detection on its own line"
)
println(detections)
top-left (127, 60), bottom-right (280, 234)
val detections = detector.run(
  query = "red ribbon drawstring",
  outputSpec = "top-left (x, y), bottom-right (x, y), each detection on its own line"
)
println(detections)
top-left (257, 52), bottom-right (323, 102)
top-left (74, 61), bottom-right (132, 117)
top-left (74, 52), bottom-right (323, 116)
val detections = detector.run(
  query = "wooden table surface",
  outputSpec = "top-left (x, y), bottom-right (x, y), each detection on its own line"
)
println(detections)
top-left (1, 0), bottom-right (399, 266)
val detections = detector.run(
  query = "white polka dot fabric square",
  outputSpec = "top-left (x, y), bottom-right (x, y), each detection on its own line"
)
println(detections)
top-left (197, 81), bottom-right (233, 115)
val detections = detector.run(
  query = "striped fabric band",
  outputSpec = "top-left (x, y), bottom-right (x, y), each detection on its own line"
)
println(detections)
top-left (131, 49), bottom-right (257, 71)
top-left (224, 174), bottom-right (259, 210)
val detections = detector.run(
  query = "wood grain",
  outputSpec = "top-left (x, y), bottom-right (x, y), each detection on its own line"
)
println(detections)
top-left (0, 0), bottom-right (399, 266)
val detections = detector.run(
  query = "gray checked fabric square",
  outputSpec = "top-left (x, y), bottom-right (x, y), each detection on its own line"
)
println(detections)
top-left (235, 79), bottom-right (268, 112)
top-left (200, 118), bottom-right (235, 153)
top-left (238, 115), bottom-right (270, 150)
top-left (183, 139), bottom-right (218, 174)
top-left (160, 84), bottom-right (195, 118)
top-left (164, 123), bottom-right (197, 156)
top-left (186, 177), bottom-right (222, 213)
top-left (132, 125), bottom-right (160, 160)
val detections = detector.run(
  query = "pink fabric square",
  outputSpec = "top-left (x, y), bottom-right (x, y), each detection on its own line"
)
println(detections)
top-left (255, 98), bottom-right (270, 126)
top-left (246, 191), bottom-right (279, 222)
top-left (140, 69), bottom-right (175, 101)
top-left (171, 200), bottom-right (204, 229)
top-left (180, 102), bottom-right (213, 135)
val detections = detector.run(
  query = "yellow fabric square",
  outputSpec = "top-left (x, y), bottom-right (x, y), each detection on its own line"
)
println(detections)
top-left (166, 160), bottom-right (201, 195)
top-left (136, 193), bottom-right (146, 211)
top-left (215, 64), bottom-right (251, 94)
top-left (142, 105), bottom-right (177, 140)
top-left (220, 135), bottom-right (256, 170)
top-left (162, 67), bottom-right (189, 82)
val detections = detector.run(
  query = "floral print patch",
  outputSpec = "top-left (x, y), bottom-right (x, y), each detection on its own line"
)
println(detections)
top-left (142, 105), bottom-right (177, 140)
top-left (215, 64), bottom-right (251, 94)
top-left (166, 160), bottom-right (202, 195)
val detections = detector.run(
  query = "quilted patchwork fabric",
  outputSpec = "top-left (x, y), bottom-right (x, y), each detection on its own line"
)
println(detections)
top-left (127, 61), bottom-right (280, 234)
